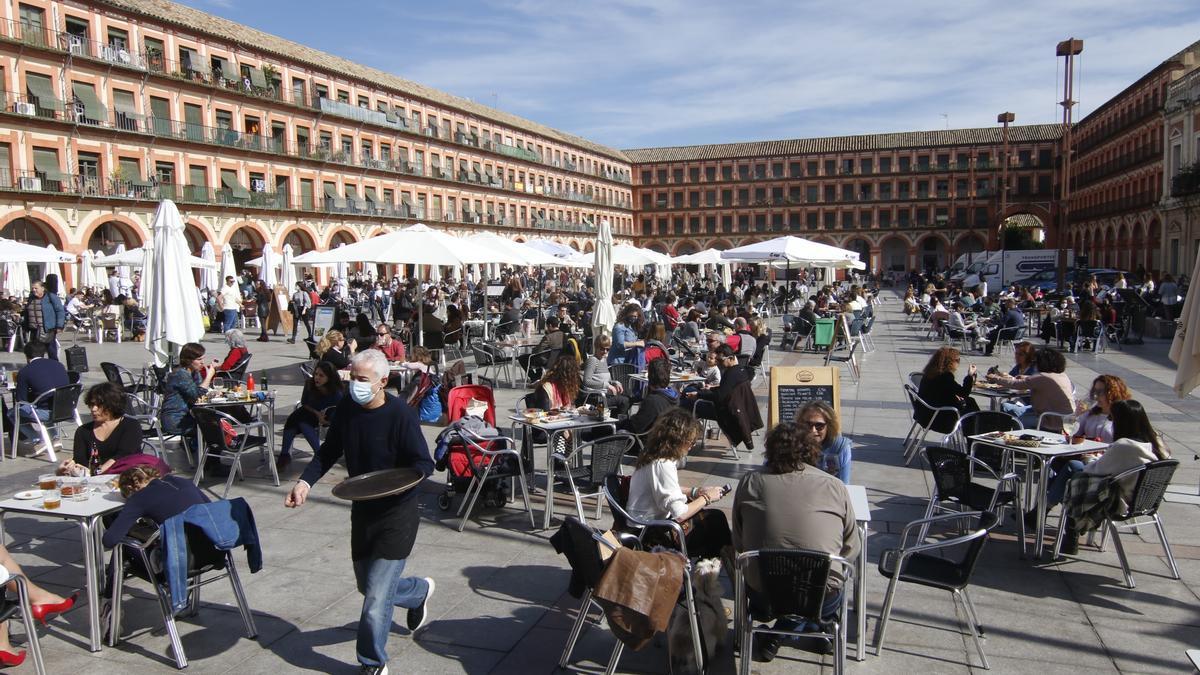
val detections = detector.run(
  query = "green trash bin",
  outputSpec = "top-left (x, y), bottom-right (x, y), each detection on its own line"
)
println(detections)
top-left (814, 318), bottom-right (836, 348)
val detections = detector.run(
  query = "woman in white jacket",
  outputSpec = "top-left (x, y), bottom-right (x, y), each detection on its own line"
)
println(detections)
top-left (1056, 400), bottom-right (1169, 553)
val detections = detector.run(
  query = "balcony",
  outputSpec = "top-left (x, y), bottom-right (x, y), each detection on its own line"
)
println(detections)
top-left (1072, 146), bottom-right (1159, 190)
top-left (1170, 162), bottom-right (1200, 199)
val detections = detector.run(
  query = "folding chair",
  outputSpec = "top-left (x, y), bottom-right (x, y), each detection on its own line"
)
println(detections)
top-left (552, 433), bottom-right (633, 522)
top-left (190, 408), bottom-right (276, 498)
top-left (452, 427), bottom-right (534, 532)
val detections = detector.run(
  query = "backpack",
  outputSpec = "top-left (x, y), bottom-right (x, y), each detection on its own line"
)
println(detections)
top-left (419, 383), bottom-right (443, 423)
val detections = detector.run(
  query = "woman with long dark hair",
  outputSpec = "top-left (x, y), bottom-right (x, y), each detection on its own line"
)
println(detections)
top-left (276, 361), bottom-right (343, 471)
top-left (915, 347), bottom-right (978, 431)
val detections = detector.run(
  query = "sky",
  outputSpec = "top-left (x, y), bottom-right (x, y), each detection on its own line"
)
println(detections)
top-left (185, 0), bottom-right (1200, 150)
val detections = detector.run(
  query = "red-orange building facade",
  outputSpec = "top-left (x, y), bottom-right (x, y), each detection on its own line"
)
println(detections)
top-left (626, 126), bottom-right (1061, 274)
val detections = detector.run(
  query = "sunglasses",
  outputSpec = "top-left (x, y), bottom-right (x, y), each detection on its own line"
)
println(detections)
top-left (801, 421), bottom-right (828, 432)
top-left (376, 332), bottom-right (389, 336)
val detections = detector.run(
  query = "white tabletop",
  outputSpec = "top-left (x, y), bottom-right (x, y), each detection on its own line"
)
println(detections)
top-left (1186, 649), bottom-right (1200, 669)
top-left (846, 484), bottom-right (870, 524)
top-left (968, 428), bottom-right (1109, 458)
top-left (0, 479), bottom-right (124, 519)
top-left (509, 414), bottom-right (615, 431)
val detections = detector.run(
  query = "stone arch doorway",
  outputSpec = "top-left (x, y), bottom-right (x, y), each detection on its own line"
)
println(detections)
top-left (227, 224), bottom-right (266, 271)
top-left (917, 235), bottom-right (948, 273)
top-left (283, 228), bottom-right (316, 254)
top-left (880, 236), bottom-right (909, 273)
top-left (86, 220), bottom-right (143, 254)
top-left (844, 237), bottom-right (871, 274)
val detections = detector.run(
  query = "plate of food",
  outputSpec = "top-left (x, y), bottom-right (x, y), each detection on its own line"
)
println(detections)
top-left (13, 490), bottom-right (42, 500)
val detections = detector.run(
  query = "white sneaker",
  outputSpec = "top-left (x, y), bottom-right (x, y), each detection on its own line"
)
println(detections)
top-left (406, 578), bottom-right (435, 632)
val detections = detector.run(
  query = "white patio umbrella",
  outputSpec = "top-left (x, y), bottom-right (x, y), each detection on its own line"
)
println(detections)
top-left (280, 244), bottom-right (298, 293)
top-left (591, 220), bottom-right (616, 338)
top-left (722, 262), bottom-right (732, 289)
top-left (78, 249), bottom-right (98, 290)
top-left (609, 244), bottom-right (672, 268)
top-left (0, 238), bottom-right (76, 264)
top-left (144, 200), bottom-right (204, 367)
top-left (92, 247), bottom-right (218, 270)
top-left (258, 243), bottom-right (278, 287)
top-left (720, 235), bottom-right (860, 266)
top-left (671, 248), bottom-right (727, 266)
top-left (465, 232), bottom-right (566, 267)
top-left (219, 243), bottom-right (237, 284)
top-left (114, 242), bottom-right (130, 281)
top-left (1170, 253), bottom-right (1200, 397)
top-left (45, 245), bottom-right (67, 296)
top-left (526, 238), bottom-right (578, 259)
top-left (4, 262), bottom-right (30, 298)
top-left (137, 245), bottom-right (154, 303)
top-left (199, 241), bottom-right (217, 291)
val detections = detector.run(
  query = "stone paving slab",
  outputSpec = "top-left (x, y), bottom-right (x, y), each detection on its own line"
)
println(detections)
top-left (0, 297), bottom-right (1195, 673)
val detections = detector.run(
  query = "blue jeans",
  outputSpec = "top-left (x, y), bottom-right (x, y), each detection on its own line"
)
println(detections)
top-left (353, 557), bottom-right (429, 667)
top-left (1047, 459), bottom-right (1086, 506)
top-left (15, 404), bottom-right (51, 441)
top-left (280, 421), bottom-right (319, 458)
top-left (221, 309), bottom-right (240, 333)
top-left (750, 586), bottom-right (843, 634)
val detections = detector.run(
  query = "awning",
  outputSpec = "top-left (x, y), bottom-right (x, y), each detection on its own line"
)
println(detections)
top-left (249, 66), bottom-right (267, 88)
top-left (344, 185), bottom-right (358, 199)
top-left (179, 48), bottom-right (200, 71)
top-left (112, 90), bottom-right (137, 114)
top-left (210, 56), bottom-right (231, 77)
top-left (32, 148), bottom-right (63, 180)
top-left (364, 186), bottom-right (378, 204)
top-left (71, 82), bottom-right (107, 121)
top-left (323, 183), bottom-right (339, 199)
top-left (25, 75), bottom-right (58, 108)
top-left (220, 172), bottom-right (250, 199)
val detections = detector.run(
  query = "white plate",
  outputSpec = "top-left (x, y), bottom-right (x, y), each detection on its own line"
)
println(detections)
top-left (1040, 437), bottom-right (1065, 445)
top-left (13, 490), bottom-right (42, 500)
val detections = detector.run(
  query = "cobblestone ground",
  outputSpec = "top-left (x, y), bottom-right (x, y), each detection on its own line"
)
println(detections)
top-left (0, 295), bottom-right (1195, 674)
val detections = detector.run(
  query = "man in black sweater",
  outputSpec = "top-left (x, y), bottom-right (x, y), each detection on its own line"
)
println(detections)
top-left (287, 350), bottom-right (435, 675)
top-left (14, 340), bottom-right (68, 443)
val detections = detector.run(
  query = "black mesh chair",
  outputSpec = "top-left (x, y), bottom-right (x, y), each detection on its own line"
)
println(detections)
top-left (19, 383), bottom-right (83, 462)
top-left (1053, 459), bottom-right (1181, 588)
top-left (607, 363), bottom-right (636, 395)
top-left (100, 361), bottom-right (155, 399)
top-left (214, 353), bottom-right (252, 383)
top-left (453, 427), bottom-right (534, 532)
top-left (472, 344), bottom-right (514, 388)
top-left (552, 433), bottom-right (632, 522)
top-left (190, 407), bottom-right (274, 498)
top-left (108, 509), bottom-right (258, 668)
top-left (922, 446), bottom-right (1024, 556)
top-left (1073, 319), bottom-right (1103, 353)
top-left (824, 338), bottom-right (860, 382)
top-left (735, 550), bottom-right (852, 675)
top-left (954, 410), bottom-right (1023, 473)
top-left (874, 511), bottom-right (999, 669)
top-left (901, 384), bottom-right (960, 465)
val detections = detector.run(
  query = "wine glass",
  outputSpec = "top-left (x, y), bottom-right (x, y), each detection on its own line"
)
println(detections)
top-left (1061, 416), bottom-right (1079, 440)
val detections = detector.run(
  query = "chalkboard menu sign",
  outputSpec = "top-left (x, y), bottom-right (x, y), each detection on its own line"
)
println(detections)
top-left (769, 366), bottom-right (840, 427)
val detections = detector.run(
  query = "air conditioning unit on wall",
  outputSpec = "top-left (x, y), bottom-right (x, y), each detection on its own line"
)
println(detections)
top-left (14, 102), bottom-right (35, 116)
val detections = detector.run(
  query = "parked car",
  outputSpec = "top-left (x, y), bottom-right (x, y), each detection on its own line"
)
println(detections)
top-left (1015, 267), bottom-right (1126, 293)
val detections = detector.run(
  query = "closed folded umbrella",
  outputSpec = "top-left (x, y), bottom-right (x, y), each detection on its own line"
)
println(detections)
top-left (200, 241), bottom-right (217, 291)
top-left (1170, 253), bottom-right (1200, 397)
top-left (4, 261), bottom-right (30, 298)
top-left (591, 219), bottom-right (616, 337)
top-left (115, 242), bottom-right (130, 281)
top-left (145, 200), bottom-right (204, 367)
top-left (259, 243), bottom-right (278, 287)
top-left (280, 244), bottom-right (298, 293)
top-left (78, 249), bottom-right (97, 290)
top-left (220, 243), bottom-right (237, 283)
top-left (138, 245), bottom-right (154, 304)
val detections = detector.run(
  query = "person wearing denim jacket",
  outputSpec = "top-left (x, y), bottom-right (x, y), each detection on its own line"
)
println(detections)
top-left (795, 400), bottom-right (852, 484)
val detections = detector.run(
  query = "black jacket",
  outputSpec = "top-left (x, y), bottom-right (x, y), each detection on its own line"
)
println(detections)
top-left (916, 371), bottom-right (974, 432)
top-left (618, 389), bottom-right (678, 435)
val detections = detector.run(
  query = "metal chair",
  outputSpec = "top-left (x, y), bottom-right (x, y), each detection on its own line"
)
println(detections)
top-left (735, 550), bottom-right (852, 675)
top-left (1052, 459), bottom-right (1181, 588)
top-left (859, 315), bottom-right (877, 353)
top-left (553, 433), bottom-right (633, 522)
top-left (607, 363), bottom-right (636, 396)
top-left (901, 384), bottom-right (960, 466)
top-left (1073, 319), bottom-right (1103, 353)
top-left (214, 353), bottom-right (252, 383)
top-left (954, 410), bottom-right (1023, 471)
top-left (874, 511), bottom-right (999, 669)
top-left (17, 383), bottom-right (83, 462)
top-left (0, 569), bottom-right (46, 674)
top-left (453, 427), bottom-right (534, 532)
top-left (125, 392), bottom-right (165, 459)
top-left (824, 338), bottom-right (860, 382)
top-left (471, 344), bottom-right (514, 388)
top-left (922, 446), bottom-right (1025, 556)
top-left (190, 408), bottom-right (276, 498)
top-left (994, 325), bottom-right (1025, 351)
top-left (602, 474), bottom-right (703, 670)
top-left (107, 504), bottom-right (259, 668)
top-left (1036, 411), bottom-right (1074, 434)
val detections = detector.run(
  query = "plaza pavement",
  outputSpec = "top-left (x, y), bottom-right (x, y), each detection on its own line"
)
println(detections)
top-left (0, 295), bottom-right (1195, 674)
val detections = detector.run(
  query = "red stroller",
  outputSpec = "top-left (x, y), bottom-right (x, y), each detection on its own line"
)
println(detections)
top-left (436, 385), bottom-right (501, 511)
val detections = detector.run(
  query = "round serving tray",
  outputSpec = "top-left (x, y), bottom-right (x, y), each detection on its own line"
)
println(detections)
top-left (331, 468), bottom-right (424, 501)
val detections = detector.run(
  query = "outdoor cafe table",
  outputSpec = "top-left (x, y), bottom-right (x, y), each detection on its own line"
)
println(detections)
top-left (846, 484), bottom-right (870, 662)
top-left (0, 474), bottom-right (123, 652)
top-left (508, 412), bottom-right (617, 530)
top-left (629, 370), bottom-right (705, 388)
top-left (193, 391), bottom-right (277, 472)
top-left (968, 429), bottom-right (1108, 558)
top-left (971, 381), bottom-right (1021, 412)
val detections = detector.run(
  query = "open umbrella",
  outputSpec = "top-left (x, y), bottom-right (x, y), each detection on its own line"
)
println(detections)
top-left (219, 243), bottom-right (236, 284)
top-left (199, 241), bottom-right (217, 291)
top-left (145, 200), bottom-right (204, 367)
top-left (591, 220), bottom-right (616, 338)
top-left (280, 244), bottom-right (298, 294)
top-left (44, 245), bottom-right (67, 296)
top-left (465, 232), bottom-right (566, 267)
top-left (92, 247), bottom-right (218, 270)
top-left (114, 242), bottom-right (130, 282)
top-left (0, 239), bottom-right (75, 264)
top-left (258, 243), bottom-right (278, 287)
top-left (720, 235), bottom-right (860, 266)
top-left (1170, 254), bottom-right (1200, 397)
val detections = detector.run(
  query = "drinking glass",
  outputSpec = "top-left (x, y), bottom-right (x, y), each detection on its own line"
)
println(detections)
top-left (42, 489), bottom-right (61, 510)
top-left (1062, 417), bottom-right (1079, 438)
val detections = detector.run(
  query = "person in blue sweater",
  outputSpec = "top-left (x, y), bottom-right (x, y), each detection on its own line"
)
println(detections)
top-left (795, 400), bottom-right (853, 483)
top-left (22, 280), bottom-right (65, 361)
top-left (13, 340), bottom-right (68, 443)
top-left (286, 349), bottom-right (435, 675)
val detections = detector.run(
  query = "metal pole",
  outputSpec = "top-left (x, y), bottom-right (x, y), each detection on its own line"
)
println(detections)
top-left (998, 112), bottom-right (1015, 290)
top-left (1057, 38), bottom-right (1084, 291)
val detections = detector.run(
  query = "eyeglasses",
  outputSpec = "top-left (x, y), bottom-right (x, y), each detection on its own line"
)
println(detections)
top-left (376, 332), bottom-right (389, 336)
top-left (1090, 389), bottom-right (1105, 398)
top-left (801, 421), bottom-right (828, 432)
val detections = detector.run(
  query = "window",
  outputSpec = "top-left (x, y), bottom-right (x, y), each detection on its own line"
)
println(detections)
top-left (672, 168), bottom-right (684, 183)
top-left (898, 156), bottom-right (910, 171)
top-left (1036, 175), bottom-right (1051, 194)
top-left (640, 169), bottom-right (652, 184)
top-left (790, 162), bottom-right (802, 178)
top-left (656, 169), bottom-right (668, 184)
top-left (841, 184), bottom-right (854, 201)
top-left (772, 163), bottom-right (784, 178)
top-left (18, 4), bottom-right (46, 46)
top-left (879, 157), bottom-right (891, 173)
top-left (357, 95), bottom-right (369, 108)
top-left (824, 185), bottom-right (835, 202)
top-left (106, 27), bottom-right (128, 50)
top-left (1038, 148), bottom-right (1052, 167)
top-left (824, 160), bottom-right (835, 176)
top-left (936, 154), bottom-right (949, 169)
top-left (806, 186), bottom-right (818, 203)
top-left (879, 210), bottom-right (891, 227)
top-left (689, 167), bottom-right (700, 182)
top-left (721, 166), bottom-right (733, 180)
top-left (76, 151), bottom-right (99, 181)
top-left (824, 212), bottom-right (835, 229)
top-left (807, 212), bottom-right (818, 229)
top-left (705, 166), bottom-right (716, 181)
top-left (842, 159), bottom-right (854, 174)
top-left (860, 158), bottom-right (873, 174)
top-left (113, 89), bottom-right (137, 130)
top-left (65, 16), bottom-right (88, 40)
top-left (842, 212), bottom-right (854, 228)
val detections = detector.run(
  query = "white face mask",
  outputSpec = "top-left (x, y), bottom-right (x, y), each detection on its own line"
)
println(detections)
top-left (348, 380), bottom-right (376, 406)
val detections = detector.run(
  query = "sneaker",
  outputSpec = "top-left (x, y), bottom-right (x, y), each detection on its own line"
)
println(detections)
top-left (359, 665), bottom-right (388, 675)
top-left (406, 578), bottom-right (435, 631)
top-left (753, 634), bottom-right (780, 663)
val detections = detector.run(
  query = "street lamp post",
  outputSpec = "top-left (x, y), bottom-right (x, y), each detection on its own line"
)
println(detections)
top-left (997, 111), bottom-right (1015, 288)
top-left (1057, 38), bottom-right (1084, 291)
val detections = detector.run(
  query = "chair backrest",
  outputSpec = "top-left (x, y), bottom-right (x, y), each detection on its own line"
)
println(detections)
top-left (602, 473), bottom-right (632, 533)
top-left (608, 363), bottom-right (636, 391)
top-left (471, 345), bottom-right (495, 367)
top-left (957, 410), bottom-right (1022, 470)
top-left (446, 384), bottom-right (496, 425)
top-left (125, 392), bottom-right (158, 420)
top-left (50, 384), bottom-right (83, 424)
top-left (191, 407), bottom-right (235, 452)
top-left (1120, 459), bottom-right (1179, 518)
top-left (225, 354), bottom-right (252, 381)
top-left (1036, 411), bottom-right (1072, 433)
top-left (100, 361), bottom-right (124, 386)
top-left (925, 446), bottom-right (976, 503)
top-left (934, 511), bottom-right (999, 589)
top-left (559, 516), bottom-right (611, 591)
top-left (744, 549), bottom-right (834, 621)
top-left (907, 371), bottom-right (923, 389)
top-left (907, 384), bottom-right (960, 433)
top-left (583, 434), bottom-right (636, 484)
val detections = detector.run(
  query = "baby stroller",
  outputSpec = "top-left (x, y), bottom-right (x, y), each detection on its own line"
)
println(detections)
top-left (435, 385), bottom-right (506, 511)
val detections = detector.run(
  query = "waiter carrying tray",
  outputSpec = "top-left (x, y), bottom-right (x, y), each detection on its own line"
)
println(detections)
top-left (286, 350), bottom-right (435, 675)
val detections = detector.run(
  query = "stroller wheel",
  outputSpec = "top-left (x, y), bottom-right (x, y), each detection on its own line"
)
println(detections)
top-left (436, 492), bottom-right (452, 511)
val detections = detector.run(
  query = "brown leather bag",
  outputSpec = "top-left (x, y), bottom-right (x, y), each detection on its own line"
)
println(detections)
top-left (594, 547), bottom-right (686, 650)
